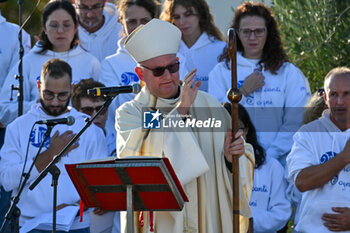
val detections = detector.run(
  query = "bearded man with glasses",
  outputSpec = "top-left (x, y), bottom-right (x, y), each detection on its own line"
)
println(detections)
top-left (0, 59), bottom-right (107, 233)
top-left (115, 19), bottom-right (255, 233)
top-left (73, 0), bottom-right (122, 61)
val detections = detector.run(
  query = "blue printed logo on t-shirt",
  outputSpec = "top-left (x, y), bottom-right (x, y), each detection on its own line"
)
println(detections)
top-left (320, 151), bottom-right (337, 164)
top-left (121, 72), bottom-right (139, 85)
top-left (30, 126), bottom-right (50, 149)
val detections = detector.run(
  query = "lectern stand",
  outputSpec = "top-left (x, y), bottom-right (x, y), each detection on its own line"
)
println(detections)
top-left (65, 157), bottom-right (188, 233)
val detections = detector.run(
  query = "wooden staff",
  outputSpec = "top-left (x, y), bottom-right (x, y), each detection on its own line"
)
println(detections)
top-left (227, 28), bottom-right (242, 233)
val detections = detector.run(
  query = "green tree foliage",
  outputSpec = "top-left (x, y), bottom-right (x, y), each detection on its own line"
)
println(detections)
top-left (272, 0), bottom-right (350, 91)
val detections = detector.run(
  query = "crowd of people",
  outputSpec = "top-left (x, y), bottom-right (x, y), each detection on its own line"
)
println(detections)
top-left (0, 0), bottom-right (348, 233)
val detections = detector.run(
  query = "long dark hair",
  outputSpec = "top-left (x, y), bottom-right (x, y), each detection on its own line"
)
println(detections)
top-left (223, 103), bottom-right (265, 168)
top-left (37, 0), bottom-right (79, 54)
top-left (161, 0), bottom-right (224, 42)
top-left (219, 2), bottom-right (288, 74)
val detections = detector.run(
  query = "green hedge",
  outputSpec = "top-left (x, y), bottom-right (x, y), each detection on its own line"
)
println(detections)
top-left (272, 0), bottom-right (350, 92)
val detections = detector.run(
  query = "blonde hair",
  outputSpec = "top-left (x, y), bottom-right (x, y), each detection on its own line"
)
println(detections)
top-left (303, 91), bottom-right (327, 124)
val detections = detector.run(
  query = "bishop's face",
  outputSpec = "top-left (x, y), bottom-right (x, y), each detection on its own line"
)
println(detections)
top-left (137, 54), bottom-right (180, 99)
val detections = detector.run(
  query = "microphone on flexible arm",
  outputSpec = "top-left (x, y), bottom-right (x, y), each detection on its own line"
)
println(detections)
top-left (36, 116), bottom-right (75, 126)
top-left (87, 83), bottom-right (141, 96)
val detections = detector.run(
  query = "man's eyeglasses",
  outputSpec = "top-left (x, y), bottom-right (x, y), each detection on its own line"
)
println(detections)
top-left (140, 61), bottom-right (180, 77)
top-left (238, 28), bottom-right (266, 38)
top-left (43, 91), bottom-right (70, 101)
top-left (76, 4), bottom-right (104, 12)
top-left (80, 105), bottom-right (107, 116)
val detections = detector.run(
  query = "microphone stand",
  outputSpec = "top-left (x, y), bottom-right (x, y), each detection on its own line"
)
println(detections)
top-left (29, 96), bottom-right (115, 233)
top-left (12, 0), bottom-right (25, 116)
top-left (0, 124), bottom-right (53, 233)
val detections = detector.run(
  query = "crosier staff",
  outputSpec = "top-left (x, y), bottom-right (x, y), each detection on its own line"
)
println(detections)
top-left (227, 28), bottom-right (242, 233)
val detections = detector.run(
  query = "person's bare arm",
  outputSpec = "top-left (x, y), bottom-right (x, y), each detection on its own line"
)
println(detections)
top-left (296, 139), bottom-right (350, 192)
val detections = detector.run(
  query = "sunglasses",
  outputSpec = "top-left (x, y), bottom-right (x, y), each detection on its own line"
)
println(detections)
top-left (140, 61), bottom-right (180, 77)
top-left (80, 105), bottom-right (107, 116)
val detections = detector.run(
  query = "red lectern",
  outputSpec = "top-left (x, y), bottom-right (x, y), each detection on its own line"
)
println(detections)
top-left (65, 157), bottom-right (188, 233)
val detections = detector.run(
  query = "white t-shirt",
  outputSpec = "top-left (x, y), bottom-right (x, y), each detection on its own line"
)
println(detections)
top-left (287, 110), bottom-right (350, 233)
top-left (178, 32), bottom-right (225, 92)
top-left (0, 103), bottom-right (107, 230)
top-left (250, 157), bottom-right (291, 233)
top-left (208, 53), bottom-right (311, 164)
top-left (78, 3), bottom-right (122, 61)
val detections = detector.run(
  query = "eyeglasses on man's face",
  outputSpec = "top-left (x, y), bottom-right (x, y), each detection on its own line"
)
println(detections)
top-left (43, 90), bottom-right (70, 101)
top-left (140, 61), bottom-right (180, 77)
top-left (76, 3), bottom-right (104, 12)
top-left (238, 28), bottom-right (266, 38)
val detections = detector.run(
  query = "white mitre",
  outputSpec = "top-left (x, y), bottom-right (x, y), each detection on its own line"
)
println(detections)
top-left (124, 19), bottom-right (182, 63)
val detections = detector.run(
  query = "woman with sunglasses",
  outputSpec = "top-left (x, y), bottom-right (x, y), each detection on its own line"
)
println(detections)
top-left (161, 0), bottom-right (225, 92)
top-left (208, 2), bottom-right (311, 166)
top-left (0, 0), bottom-right (100, 127)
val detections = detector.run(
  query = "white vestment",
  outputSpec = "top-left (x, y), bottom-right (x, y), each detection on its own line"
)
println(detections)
top-left (116, 87), bottom-right (254, 233)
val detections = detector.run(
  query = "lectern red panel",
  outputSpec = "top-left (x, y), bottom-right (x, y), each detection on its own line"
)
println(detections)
top-left (65, 158), bottom-right (188, 211)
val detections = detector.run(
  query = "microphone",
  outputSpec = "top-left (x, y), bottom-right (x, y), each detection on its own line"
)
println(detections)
top-left (36, 116), bottom-right (75, 126)
top-left (87, 83), bottom-right (141, 96)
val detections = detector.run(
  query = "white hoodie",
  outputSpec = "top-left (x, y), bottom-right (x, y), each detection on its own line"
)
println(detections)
top-left (0, 43), bottom-right (100, 126)
top-left (78, 3), bottom-right (122, 61)
top-left (250, 157), bottom-right (291, 233)
top-left (0, 103), bottom-right (107, 230)
top-left (287, 110), bottom-right (350, 233)
top-left (99, 37), bottom-right (189, 134)
top-left (208, 53), bottom-right (311, 164)
top-left (0, 12), bottom-right (31, 87)
top-left (178, 32), bottom-right (226, 92)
